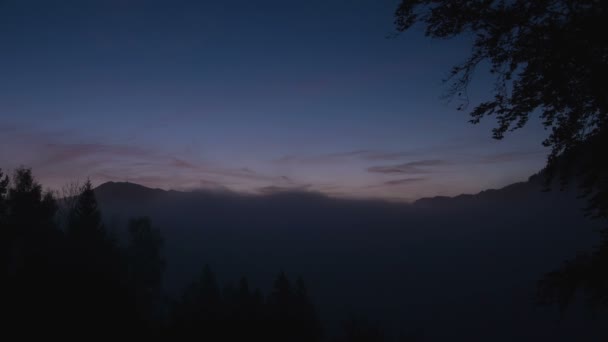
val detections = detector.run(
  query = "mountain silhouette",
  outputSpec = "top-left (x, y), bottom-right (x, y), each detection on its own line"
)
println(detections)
top-left (94, 176), bottom-right (605, 341)
top-left (94, 181), bottom-right (167, 202)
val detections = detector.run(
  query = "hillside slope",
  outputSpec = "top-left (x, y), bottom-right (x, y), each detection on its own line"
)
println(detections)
top-left (95, 177), bottom-right (605, 341)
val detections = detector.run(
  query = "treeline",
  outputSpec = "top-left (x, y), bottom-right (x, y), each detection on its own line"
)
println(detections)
top-left (0, 168), bottom-right (163, 337)
top-left (0, 167), bottom-right (390, 341)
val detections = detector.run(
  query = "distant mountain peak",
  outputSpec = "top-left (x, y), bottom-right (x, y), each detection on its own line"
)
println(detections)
top-left (92, 171), bottom-right (559, 207)
top-left (94, 181), bottom-right (167, 201)
top-left (411, 178), bottom-right (542, 208)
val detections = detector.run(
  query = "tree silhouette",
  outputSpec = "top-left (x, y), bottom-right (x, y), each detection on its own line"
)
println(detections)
top-left (295, 276), bottom-right (323, 341)
top-left (171, 264), bottom-right (223, 339)
top-left (394, 0), bottom-right (608, 218)
top-left (0, 166), bottom-right (379, 339)
top-left (67, 180), bottom-right (106, 243)
top-left (267, 271), bottom-right (322, 342)
top-left (394, 0), bottom-right (608, 312)
top-left (538, 231), bottom-right (608, 311)
top-left (0, 168), bottom-right (10, 270)
top-left (1, 168), bottom-right (63, 334)
top-left (63, 179), bottom-right (133, 333)
top-left (168, 267), bottom-right (324, 341)
top-left (221, 276), bottom-right (267, 340)
top-left (334, 316), bottom-right (386, 342)
top-left (126, 216), bottom-right (165, 326)
top-left (0, 169), bottom-right (8, 219)
top-left (267, 270), bottom-right (296, 340)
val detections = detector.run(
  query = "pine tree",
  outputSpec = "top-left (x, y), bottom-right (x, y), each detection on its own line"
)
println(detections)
top-left (126, 216), bottom-right (165, 325)
top-left (270, 270), bottom-right (292, 311)
top-left (171, 265), bottom-right (223, 339)
top-left (0, 168), bottom-right (8, 221)
top-left (67, 180), bottom-right (106, 244)
top-left (268, 271), bottom-right (296, 341)
top-left (0, 168), bottom-right (10, 269)
top-left (295, 276), bottom-right (322, 342)
top-left (127, 217), bottom-right (164, 293)
top-left (63, 179), bottom-right (129, 332)
top-left (2, 168), bottom-right (61, 333)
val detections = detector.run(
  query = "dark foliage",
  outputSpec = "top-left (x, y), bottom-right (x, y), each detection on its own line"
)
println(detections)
top-left (1, 168), bottom-right (62, 335)
top-left (538, 231), bottom-right (608, 311)
top-left (394, 0), bottom-right (608, 312)
top-left (126, 216), bottom-right (166, 325)
top-left (394, 0), bottom-right (607, 218)
top-left (333, 317), bottom-right (386, 342)
top-left (0, 167), bottom-right (331, 340)
top-left (169, 267), bottom-right (322, 341)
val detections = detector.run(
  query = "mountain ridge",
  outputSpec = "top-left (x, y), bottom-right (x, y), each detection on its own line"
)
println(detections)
top-left (92, 172), bottom-right (602, 341)
top-left (94, 172), bottom-right (550, 206)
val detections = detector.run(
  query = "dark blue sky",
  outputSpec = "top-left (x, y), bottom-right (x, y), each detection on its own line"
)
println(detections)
top-left (0, 0), bottom-right (548, 200)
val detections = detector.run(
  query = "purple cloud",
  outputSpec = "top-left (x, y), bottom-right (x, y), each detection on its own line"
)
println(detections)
top-left (383, 178), bottom-right (427, 186)
top-left (367, 159), bottom-right (447, 174)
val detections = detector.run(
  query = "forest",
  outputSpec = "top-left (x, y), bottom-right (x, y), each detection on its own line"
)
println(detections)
top-left (0, 167), bottom-right (394, 341)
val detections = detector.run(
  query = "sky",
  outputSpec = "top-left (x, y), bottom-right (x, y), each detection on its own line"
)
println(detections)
top-left (0, 0), bottom-right (550, 201)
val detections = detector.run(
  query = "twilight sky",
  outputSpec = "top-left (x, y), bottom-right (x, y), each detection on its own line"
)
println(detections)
top-left (0, 0), bottom-right (549, 201)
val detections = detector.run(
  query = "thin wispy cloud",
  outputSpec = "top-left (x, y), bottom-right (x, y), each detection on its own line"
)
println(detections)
top-left (42, 143), bottom-right (155, 165)
top-left (0, 122), bottom-right (547, 201)
top-left (0, 125), bottom-right (299, 192)
top-left (257, 184), bottom-right (313, 195)
top-left (37, 142), bottom-right (281, 184)
top-left (170, 157), bottom-right (199, 169)
top-left (366, 151), bottom-right (545, 175)
top-left (383, 178), bottom-right (427, 186)
top-left (272, 140), bottom-right (483, 165)
top-left (273, 150), bottom-right (374, 164)
top-left (367, 159), bottom-right (447, 174)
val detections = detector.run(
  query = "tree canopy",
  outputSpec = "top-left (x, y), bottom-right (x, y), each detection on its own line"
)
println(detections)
top-left (394, 0), bottom-right (608, 312)
top-left (395, 0), bottom-right (607, 217)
